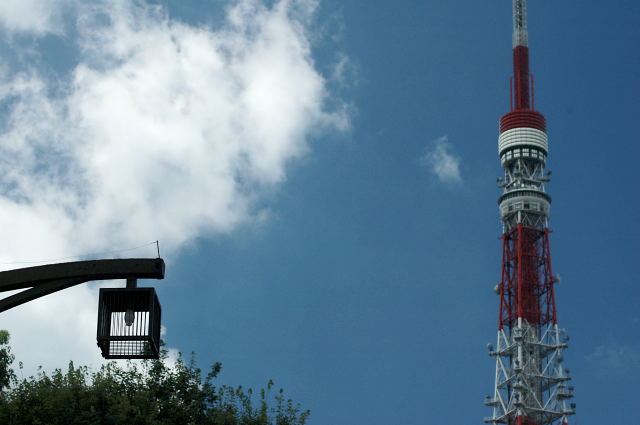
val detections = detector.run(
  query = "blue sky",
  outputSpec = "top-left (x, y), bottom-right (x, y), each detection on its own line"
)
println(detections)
top-left (0, 0), bottom-right (638, 423)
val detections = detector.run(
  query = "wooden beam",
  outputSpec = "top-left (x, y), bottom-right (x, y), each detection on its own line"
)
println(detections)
top-left (0, 258), bottom-right (165, 292)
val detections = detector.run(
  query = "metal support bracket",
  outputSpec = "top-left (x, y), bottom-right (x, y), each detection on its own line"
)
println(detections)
top-left (0, 258), bottom-right (165, 313)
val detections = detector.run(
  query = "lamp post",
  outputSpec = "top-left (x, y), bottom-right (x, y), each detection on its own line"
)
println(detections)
top-left (0, 258), bottom-right (165, 359)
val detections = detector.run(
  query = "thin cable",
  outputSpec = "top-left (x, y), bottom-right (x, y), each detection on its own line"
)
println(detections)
top-left (0, 241), bottom-right (159, 265)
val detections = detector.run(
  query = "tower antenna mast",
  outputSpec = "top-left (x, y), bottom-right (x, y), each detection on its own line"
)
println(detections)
top-left (484, 1), bottom-right (576, 424)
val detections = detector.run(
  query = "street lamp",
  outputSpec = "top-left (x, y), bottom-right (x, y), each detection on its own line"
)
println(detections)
top-left (0, 258), bottom-right (165, 359)
top-left (97, 286), bottom-right (162, 359)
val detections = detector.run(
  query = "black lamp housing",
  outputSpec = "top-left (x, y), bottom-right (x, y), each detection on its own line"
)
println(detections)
top-left (97, 287), bottom-right (161, 359)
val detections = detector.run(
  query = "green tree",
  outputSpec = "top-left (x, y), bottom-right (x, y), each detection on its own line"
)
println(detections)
top-left (0, 331), bottom-right (15, 391)
top-left (0, 333), bottom-right (309, 425)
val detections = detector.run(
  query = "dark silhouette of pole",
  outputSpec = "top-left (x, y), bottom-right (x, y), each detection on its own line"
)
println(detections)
top-left (0, 258), bottom-right (164, 313)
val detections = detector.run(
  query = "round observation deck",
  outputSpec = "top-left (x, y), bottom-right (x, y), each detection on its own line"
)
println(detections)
top-left (498, 189), bottom-right (551, 219)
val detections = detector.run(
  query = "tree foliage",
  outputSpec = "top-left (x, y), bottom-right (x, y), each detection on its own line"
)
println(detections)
top-left (0, 334), bottom-right (309, 425)
top-left (0, 331), bottom-right (15, 392)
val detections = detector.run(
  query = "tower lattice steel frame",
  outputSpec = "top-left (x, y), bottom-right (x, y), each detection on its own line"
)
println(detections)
top-left (484, 1), bottom-right (576, 424)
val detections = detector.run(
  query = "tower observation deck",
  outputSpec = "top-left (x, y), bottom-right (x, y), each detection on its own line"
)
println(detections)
top-left (484, 1), bottom-right (576, 424)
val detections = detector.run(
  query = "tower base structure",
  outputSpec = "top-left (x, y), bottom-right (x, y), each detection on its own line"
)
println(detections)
top-left (485, 225), bottom-right (575, 424)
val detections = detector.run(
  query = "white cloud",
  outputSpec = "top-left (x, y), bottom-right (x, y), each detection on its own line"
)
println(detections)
top-left (586, 344), bottom-right (640, 370)
top-left (0, 0), bottom-right (71, 35)
top-left (421, 136), bottom-right (462, 183)
top-left (331, 53), bottom-right (352, 86)
top-left (0, 0), bottom-right (346, 375)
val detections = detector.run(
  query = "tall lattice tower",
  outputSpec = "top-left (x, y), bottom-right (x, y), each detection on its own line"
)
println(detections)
top-left (484, 1), bottom-right (576, 424)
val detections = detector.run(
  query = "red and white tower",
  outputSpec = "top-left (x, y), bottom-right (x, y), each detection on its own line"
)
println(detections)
top-left (484, 1), bottom-right (576, 424)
